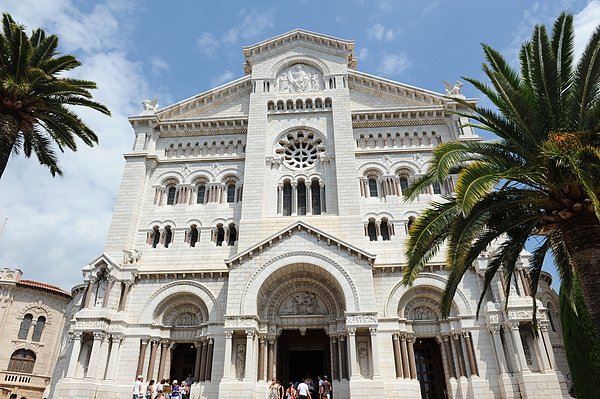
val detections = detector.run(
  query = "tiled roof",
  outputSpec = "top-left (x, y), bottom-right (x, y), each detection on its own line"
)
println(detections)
top-left (17, 280), bottom-right (72, 298)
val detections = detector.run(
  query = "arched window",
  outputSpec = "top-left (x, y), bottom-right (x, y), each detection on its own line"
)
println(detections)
top-left (297, 180), bottom-right (307, 215)
top-left (311, 179), bottom-right (321, 215)
top-left (216, 225), bottom-right (225, 246)
top-left (196, 185), bottom-right (206, 204)
top-left (189, 225), bottom-right (199, 247)
top-left (227, 183), bottom-right (236, 203)
top-left (166, 186), bottom-right (176, 205)
top-left (367, 219), bottom-right (377, 241)
top-left (381, 219), bottom-right (390, 241)
top-left (18, 314), bottom-right (33, 340)
top-left (547, 302), bottom-right (557, 333)
top-left (8, 350), bottom-right (36, 374)
top-left (31, 316), bottom-right (46, 342)
top-left (164, 226), bottom-right (173, 248)
top-left (228, 224), bottom-right (237, 246)
top-left (152, 226), bottom-right (160, 248)
top-left (432, 181), bottom-right (442, 194)
top-left (399, 177), bottom-right (409, 195)
top-left (368, 178), bottom-right (378, 197)
top-left (283, 181), bottom-right (292, 216)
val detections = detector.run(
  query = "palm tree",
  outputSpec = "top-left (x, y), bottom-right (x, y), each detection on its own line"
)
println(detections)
top-left (403, 12), bottom-right (600, 336)
top-left (0, 13), bottom-right (110, 179)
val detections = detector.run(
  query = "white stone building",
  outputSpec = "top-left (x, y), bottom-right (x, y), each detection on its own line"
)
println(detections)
top-left (50, 30), bottom-right (570, 399)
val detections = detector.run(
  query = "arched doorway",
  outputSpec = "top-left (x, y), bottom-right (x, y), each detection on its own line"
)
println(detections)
top-left (255, 263), bottom-right (347, 385)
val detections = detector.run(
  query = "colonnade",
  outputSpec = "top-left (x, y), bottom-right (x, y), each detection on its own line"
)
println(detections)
top-left (66, 332), bottom-right (124, 380)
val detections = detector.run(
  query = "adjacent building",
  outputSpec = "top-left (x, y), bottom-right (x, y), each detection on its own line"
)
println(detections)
top-left (50, 30), bottom-right (570, 399)
top-left (0, 269), bottom-right (71, 399)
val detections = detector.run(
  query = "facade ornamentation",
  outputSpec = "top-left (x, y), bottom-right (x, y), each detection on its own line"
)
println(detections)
top-left (276, 64), bottom-right (322, 93)
top-left (346, 314), bottom-right (377, 326)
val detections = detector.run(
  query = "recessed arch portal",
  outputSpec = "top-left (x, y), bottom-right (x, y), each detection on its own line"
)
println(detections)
top-left (240, 252), bottom-right (360, 315)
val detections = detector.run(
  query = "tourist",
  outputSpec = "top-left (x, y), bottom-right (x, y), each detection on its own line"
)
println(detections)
top-left (163, 379), bottom-right (171, 397)
top-left (185, 374), bottom-right (193, 386)
top-left (297, 378), bottom-right (311, 399)
top-left (145, 379), bottom-right (155, 399)
top-left (320, 376), bottom-right (331, 399)
top-left (132, 375), bottom-right (144, 399)
top-left (181, 381), bottom-right (189, 399)
top-left (305, 375), bottom-right (316, 399)
top-left (268, 377), bottom-right (283, 399)
top-left (156, 379), bottom-right (165, 398)
top-left (285, 382), bottom-right (297, 399)
top-left (170, 380), bottom-right (181, 398)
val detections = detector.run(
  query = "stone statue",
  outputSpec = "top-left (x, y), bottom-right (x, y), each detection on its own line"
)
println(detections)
top-left (414, 306), bottom-right (434, 320)
top-left (141, 97), bottom-right (158, 114)
top-left (276, 64), bottom-right (321, 93)
top-left (443, 81), bottom-right (464, 98)
top-left (358, 341), bottom-right (369, 375)
top-left (123, 249), bottom-right (142, 264)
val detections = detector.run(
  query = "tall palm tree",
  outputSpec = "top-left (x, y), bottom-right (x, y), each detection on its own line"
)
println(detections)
top-left (0, 13), bottom-right (110, 179)
top-left (403, 13), bottom-right (600, 336)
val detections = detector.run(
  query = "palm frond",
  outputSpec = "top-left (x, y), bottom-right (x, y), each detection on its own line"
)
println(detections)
top-left (572, 24), bottom-right (600, 127)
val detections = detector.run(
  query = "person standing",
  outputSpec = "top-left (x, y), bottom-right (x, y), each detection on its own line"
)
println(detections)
top-left (320, 376), bottom-right (331, 399)
top-left (132, 375), bottom-right (144, 399)
top-left (170, 380), bottom-right (181, 398)
top-left (156, 379), bottom-right (165, 398)
top-left (285, 382), bottom-right (297, 399)
top-left (145, 379), bottom-right (155, 399)
top-left (297, 378), bottom-right (311, 399)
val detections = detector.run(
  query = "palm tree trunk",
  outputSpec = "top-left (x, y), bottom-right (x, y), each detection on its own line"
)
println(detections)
top-left (561, 218), bottom-right (600, 339)
top-left (0, 113), bottom-right (19, 179)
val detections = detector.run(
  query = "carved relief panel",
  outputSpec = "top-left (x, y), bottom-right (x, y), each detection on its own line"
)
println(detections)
top-left (276, 64), bottom-right (323, 93)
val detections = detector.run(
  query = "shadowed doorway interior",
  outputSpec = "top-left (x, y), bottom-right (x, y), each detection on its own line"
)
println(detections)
top-left (170, 343), bottom-right (197, 383)
top-left (414, 338), bottom-right (447, 399)
top-left (277, 329), bottom-right (330, 385)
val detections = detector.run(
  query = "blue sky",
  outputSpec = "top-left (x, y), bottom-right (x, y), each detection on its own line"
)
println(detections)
top-left (0, 0), bottom-right (599, 291)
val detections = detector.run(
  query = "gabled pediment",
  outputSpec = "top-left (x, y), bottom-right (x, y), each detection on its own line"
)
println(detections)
top-left (243, 29), bottom-right (357, 74)
top-left (348, 70), bottom-right (454, 109)
top-left (225, 221), bottom-right (376, 268)
top-left (152, 76), bottom-right (252, 121)
top-left (82, 252), bottom-right (139, 282)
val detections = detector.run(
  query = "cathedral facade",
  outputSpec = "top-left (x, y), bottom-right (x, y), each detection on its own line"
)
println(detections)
top-left (50, 30), bottom-right (569, 399)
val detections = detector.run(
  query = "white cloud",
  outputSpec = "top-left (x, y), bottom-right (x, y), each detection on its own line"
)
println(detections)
top-left (223, 9), bottom-right (275, 45)
top-left (376, 0), bottom-right (395, 13)
top-left (197, 32), bottom-right (220, 57)
top-left (574, 0), bottom-right (600, 60)
top-left (211, 71), bottom-right (235, 87)
top-left (0, 0), bottom-right (149, 290)
top-left (378, 52), bottom-right (411, 76)
top-left (149, 56), bottom-right (169, 75)
top-left (357, 47), bottom-right (369, 61)
top-left (367, 23), bottom-right (394, 41)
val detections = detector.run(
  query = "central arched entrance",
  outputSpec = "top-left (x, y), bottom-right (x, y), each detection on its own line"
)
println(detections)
top-left (278, 329), bottom-right (330, 385)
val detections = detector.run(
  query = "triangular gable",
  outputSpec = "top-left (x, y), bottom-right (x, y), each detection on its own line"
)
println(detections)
top-left (243, 29), bottom-right (357, 74)
top-left (82, 252), bottom-right (139, 282)
top-left (348, 70), bottom-right (457, 109)
top-left (154, 76), bottom-right (252, 121)
top-left (225, 221), bottom-right (376, 267)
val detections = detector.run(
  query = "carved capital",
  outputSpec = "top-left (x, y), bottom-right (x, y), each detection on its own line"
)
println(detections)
top-left (368, 327), bottom-right (377, 335)
top-left (92, 332), bottom-right (106, 341)
top-left (225, 331), bottom-right (233, 339)
top-left (347, 328), bottom-right (356, 336)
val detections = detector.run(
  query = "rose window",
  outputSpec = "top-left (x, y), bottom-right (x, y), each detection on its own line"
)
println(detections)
top-left (276, 130), bottom-right (325, 170)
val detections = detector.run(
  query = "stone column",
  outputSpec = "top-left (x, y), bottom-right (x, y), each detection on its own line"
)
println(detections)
top-left (244, 331), bottom-right (255, 381)
top-left (194, 341), bottom-right (203, 382)
top-left (267, 338), bottom-right (274, 380)
top-left (541, 326), bottom-right (555, 369)
top-left (205, 338), bottom-right (214, 381)
top-left (407, 336), bottom-right (417, 379)
top-left (489, 326), bottom-right (507, 374)
top-left (118, 282), bottom-right (131, 311)
top-left (147, 340), bottom-right (159, 381)
top-left (273, 337), bottom-right (279, 379)
top-left (340, 336), bottom-right (348, 379)
top-left (348, 329), bottom-right (359, 378)
top-left (459, 333), bottom-right (471, 376)
top-left (157, 341), bottom-right (169, 381)
top-left (277, 185), bottom-right (283, 215)
top-left (443, 335), bottom-right (456, 378)
top-left (258, 337), bottom-right (266, 381)
top-left (87, 332), bottom-right (105, 379)
top-left (102, 279), bottom-right (115, 308)
top-left (106, 336), bottom-right (123, 380)
top-left (306, 184), bottom-right (312, 215)
top-left (449, 333), bottom-right (464, 377)
top-left (369, 328), bottom-right (380, 378)
top-left (199, 339), bottom-right (208, 381)
top-left (331, 336), bottom-right (339, 381)
top-left (392, 334), bottom-right (403, 378)
top-left (400, 334), bottom-right (410, 379)
top-left (67, 332), bottom-right (83, 378)
top-left (508, 322), bottom-right (528, 372)
top-left (464, 332), bottom-right (479, 376)
top-left (83, 281), bottom-right (96, 308)
top-left (291, 183), bottom-right (298, 216)
top-left (535, 328), bottom-right (552, 371)
top-left (223, 332), bottom-right (233, 379)
top-left (136, 339), bottom-right (148, 377)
